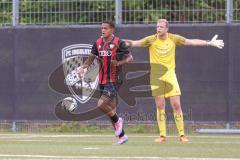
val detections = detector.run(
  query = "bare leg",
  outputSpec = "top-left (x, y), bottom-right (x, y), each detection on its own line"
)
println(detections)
top-left (97, 96), bottom-right (116, 117)
top-left (169, 96), bottom-right (182, 113)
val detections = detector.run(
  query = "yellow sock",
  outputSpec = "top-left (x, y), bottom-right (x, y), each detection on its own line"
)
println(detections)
top-left (157, 108), bottom-right (166, 137)
top-left (174, 111), bottom-right (185, 136)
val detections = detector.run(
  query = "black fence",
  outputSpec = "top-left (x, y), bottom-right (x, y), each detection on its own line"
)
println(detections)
top-left (0, 24), bottom-right (239, 122)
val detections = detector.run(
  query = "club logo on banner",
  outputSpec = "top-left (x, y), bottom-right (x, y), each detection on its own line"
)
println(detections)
top-left (62, 44), bottom-right (99, 104)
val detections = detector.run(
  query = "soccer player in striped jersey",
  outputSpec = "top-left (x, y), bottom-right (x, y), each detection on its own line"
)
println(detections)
top-left (78, 20), bottom-right (133, 144)
top-left (124, 19), bottom-right (224, 142)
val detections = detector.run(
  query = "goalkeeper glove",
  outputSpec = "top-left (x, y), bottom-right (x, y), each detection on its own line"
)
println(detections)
top-left (207, 34), bottom-right (224, 49)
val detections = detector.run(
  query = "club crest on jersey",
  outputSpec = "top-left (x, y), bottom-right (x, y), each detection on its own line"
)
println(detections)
top-left (62, 44), bottom-right (99, 104)
top-left (109, 44), bottom-right (115, 49)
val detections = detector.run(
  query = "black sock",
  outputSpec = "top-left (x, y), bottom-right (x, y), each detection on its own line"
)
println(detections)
top-left (110, 113), bottom-right (119, 123)
top-left (119, 129), bottom-right (125, 138)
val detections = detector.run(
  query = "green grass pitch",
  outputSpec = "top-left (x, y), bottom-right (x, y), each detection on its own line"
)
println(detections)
top-left (0, 133), bottom-right (240, 160)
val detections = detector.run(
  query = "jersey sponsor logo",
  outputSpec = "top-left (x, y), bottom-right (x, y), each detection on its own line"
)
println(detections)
top-left (62, 44), bottom-right (99, 104)
top-left (99, 50), bottom-right (112, 56)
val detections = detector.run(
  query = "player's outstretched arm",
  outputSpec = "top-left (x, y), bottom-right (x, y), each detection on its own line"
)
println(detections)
top-left (123, 39), bottom-right (143, 48)
top-left (184, 34), bottom-right (224, 49)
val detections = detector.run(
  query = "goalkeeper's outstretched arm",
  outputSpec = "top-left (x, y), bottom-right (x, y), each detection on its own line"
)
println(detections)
top-left (185, 34), bottom-right (224, 49)
top-left (123, 39), bottom-right (143, 48)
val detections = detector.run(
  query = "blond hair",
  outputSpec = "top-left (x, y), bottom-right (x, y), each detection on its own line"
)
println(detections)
top-left (157, 19), bottom-right (169, 28)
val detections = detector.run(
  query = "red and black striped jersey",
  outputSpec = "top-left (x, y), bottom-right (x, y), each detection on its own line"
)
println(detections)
top-left (91, 35), bottom-right (130, 85)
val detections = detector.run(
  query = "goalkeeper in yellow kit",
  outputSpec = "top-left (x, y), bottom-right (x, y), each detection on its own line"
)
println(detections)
top-left (124, 19), bottom-right (224, 142)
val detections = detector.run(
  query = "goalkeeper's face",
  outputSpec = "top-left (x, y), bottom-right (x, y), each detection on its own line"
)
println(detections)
top-left (101, 23), bottom-right (114, 39)
top-left (157, 22), bottom-right (168, 36)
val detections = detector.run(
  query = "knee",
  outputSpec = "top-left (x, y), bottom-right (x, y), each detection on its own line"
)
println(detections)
top-left (156, 102), bottom-right (165, 110)
top-left (172, 102), bottom-right (181, 112)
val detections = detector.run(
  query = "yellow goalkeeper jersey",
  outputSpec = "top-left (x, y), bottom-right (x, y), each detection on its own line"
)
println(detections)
top-left (140, 33), bottom-right (186, 73)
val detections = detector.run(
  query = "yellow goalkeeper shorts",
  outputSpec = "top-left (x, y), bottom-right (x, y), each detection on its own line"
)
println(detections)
top-left (150, 71), bottom-right (181, 98)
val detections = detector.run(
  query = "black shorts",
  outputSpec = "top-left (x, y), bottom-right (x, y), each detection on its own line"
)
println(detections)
top-left (99, 82), bottom-right (120, 99)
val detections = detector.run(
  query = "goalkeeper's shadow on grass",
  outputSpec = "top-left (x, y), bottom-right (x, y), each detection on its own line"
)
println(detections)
top-left (49, 62), bottom-right (172, 121)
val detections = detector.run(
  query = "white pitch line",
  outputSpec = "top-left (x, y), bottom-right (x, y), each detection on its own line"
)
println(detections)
top-left (0, 135), bottom-right (93, 139)
top-left (83, 147), bottom-right (100, 150)
top-left (1, 139), bottom-right (53, 142)
top-left (1, 139), bottom-right (240, 144)
top-left (0, 134), bottom-right (240, 139)
top-left (187, 141), bottom-right (240, 144)
top-left (0, 154), bottom-right (239, 160)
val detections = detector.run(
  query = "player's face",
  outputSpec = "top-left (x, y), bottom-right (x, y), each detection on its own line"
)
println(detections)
top-left (101, 23), bottom-right (113, 38)
top-left (157, 22), bottom-right (168, 36)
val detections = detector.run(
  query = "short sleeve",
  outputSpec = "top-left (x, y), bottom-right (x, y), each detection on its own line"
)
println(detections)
top-left (140, 35), bottom-right (157, 47)
top-left (169, 34), bottom-right (186, 46)
top-left (117, 39), bottom-right (130, 55)
top-left (116, 39), bottom-right (131, 61)
top-left (91, 42), bottom-right (98, 56)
